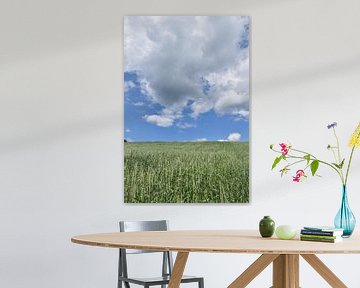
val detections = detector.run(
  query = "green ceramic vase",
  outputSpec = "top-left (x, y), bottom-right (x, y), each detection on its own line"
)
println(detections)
top-left (259, 216), bottom-right (275, 238)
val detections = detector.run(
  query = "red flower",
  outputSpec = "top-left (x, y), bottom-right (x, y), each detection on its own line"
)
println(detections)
top-left (279, 143), bottom-right (289, 155)
top-left (293, 170), bottom-right (305, 182)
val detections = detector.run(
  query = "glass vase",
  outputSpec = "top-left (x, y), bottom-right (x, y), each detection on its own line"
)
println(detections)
top-left (334, 185), bottom-right (356, 237)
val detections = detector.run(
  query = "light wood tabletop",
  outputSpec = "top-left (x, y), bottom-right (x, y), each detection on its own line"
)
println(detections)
top-left (71, 229), bottom-right (360, 254)
top-left (72, 230), bottom-right (358, 288)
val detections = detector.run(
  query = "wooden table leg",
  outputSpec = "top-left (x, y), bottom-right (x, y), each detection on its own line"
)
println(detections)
top-left (272, 254), bottom-right (299, 288)
top-left (228, 254), bottom-right (279, 288)
top-left (168, 252), bottom-right (189, 288)
top-left (301, 254), bottom-right (347, 288)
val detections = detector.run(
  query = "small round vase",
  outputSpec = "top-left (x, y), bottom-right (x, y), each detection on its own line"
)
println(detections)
top-left (259, 216), bottom-right (275, 238)
top-left (334, 185), bottom-right (356, 237)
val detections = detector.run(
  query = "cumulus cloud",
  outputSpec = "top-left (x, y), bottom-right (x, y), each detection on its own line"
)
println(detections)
top-left (144, 108), bottom-right (182, 127)
top-left (227, 132), bottom-right (241, 141)
top-left (125, 16), bottom-right (249, 126)
top-left (233, 110), bottom-right (249, 120)
top-left (218, 132), bottom-right (242, 142)
top-left (143, 115), bottom-right (174, 127)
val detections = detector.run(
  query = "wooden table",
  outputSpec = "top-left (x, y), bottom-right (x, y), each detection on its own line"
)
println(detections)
top-left (71, 230), bottom-right (360, 288)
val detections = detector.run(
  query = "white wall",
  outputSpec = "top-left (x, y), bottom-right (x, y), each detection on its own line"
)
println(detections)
top-left (1, 0), bottom-right (360, 287)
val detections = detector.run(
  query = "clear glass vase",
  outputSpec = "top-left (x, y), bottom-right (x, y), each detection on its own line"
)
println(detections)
top-left (334, 185), bottom-right (356, 237)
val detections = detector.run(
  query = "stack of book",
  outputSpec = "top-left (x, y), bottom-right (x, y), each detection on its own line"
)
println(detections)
top-left (300, 226), bottom-right (344, 243)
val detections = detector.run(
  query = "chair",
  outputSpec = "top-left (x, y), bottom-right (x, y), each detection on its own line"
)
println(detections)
top-left (118, 220), bottom-right (204, 288)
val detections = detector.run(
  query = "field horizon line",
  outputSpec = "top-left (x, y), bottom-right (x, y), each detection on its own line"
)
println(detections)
top-left (125, 141), bottom-right (249, 143)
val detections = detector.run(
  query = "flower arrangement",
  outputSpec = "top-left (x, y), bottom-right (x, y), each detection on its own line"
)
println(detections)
top-left (270, 122), bottom-right (360, 185)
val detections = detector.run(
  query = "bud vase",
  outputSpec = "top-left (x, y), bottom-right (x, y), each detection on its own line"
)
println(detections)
top-left (259, 216), bottom-right (275, 237)
top-left (334, 185), bottom-right (356, 237)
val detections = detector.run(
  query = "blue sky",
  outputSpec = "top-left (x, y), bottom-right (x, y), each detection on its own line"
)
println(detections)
top-left (124, 16), bottom-right (249, 142)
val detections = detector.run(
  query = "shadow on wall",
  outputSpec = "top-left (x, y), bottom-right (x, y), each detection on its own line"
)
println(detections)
top-left (0, 0), bottom-right (290, 65)
top-left (0, 113), bottom-right (121, 154)
top-left (256, 57), bottom-right (360, 93)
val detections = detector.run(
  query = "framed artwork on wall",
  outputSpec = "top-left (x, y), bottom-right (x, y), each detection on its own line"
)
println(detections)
top-left (124, 16), bottom-right (250, 203)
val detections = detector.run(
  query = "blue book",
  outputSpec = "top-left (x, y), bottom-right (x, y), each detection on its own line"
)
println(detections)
top-left (302, 226), bottom-right (343, 237)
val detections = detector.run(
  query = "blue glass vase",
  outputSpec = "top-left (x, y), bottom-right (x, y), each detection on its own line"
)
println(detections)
top-left (334, 185), bottom-right (356, 237)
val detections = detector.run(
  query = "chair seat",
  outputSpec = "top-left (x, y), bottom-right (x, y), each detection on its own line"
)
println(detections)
top-left (119, 274), bottom-right (203, 286)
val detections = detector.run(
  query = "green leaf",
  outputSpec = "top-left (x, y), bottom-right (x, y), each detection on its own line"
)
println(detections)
top-left (271, 156), bottom-right (282, 170)
top-left (270, 144), bottom-right (274, 149)
top-left (332, 159), bottom-right (345, 169)
top-left (310, 160), bottom-right (319, 176)
top-left (339, 158), bottom-right (345, 169)
top-left (332, 162), bottom-right (341, 169)
top-left (304, 154), bottom-right (311, 164)
top-left (280, 167), bottom-right (290, 177)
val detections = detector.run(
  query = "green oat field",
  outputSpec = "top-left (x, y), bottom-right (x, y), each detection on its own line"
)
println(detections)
top-left (124, 141), bottom-right (249, 203)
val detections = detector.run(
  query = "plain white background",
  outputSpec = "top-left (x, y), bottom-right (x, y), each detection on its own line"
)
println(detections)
top-left (1, 0), bottom-right (360, 287)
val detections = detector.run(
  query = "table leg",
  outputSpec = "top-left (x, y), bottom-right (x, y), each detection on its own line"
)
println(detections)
top-left (228, 254), bottom-right (279, 288)
top-left (272, 254), bottom-right (299, 288)
top-left (168, 252), bottom-right (189, 288)
top-left (301, 254), bottom-right (347, 288)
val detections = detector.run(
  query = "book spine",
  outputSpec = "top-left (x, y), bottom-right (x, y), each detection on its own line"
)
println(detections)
top-left (300, 234), bottom-right (337, 240)
top-left (300, 237), bottom-right (337, 243)
top-left (301, 230), bottom-right (336, 236)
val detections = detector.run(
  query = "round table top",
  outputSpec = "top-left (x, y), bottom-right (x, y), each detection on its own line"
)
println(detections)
top-left (71, 230), bottom-right (360, 254)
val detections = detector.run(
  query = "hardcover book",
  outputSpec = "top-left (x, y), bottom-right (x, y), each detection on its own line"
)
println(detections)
top-left (301, 229), bottom-right (343, 237)
top-left (300, 234), bottom-right (341, 240)
top-left (300, 236), bottom-right (342, 243)
top-left (303, 226), bottom-right (344, 232)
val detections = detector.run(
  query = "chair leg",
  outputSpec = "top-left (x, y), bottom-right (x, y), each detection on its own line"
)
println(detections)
top-left (198, 278), bottom-right (204, 288)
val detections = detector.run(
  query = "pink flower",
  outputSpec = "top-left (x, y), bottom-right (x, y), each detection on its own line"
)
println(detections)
top-left (293, 170), bottom-right (306, 182)
top-left (279, 143), bottom-right (289, 155)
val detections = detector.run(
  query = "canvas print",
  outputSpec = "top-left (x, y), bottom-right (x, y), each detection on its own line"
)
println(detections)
top-left (124, 16), bottom-right (250, 203)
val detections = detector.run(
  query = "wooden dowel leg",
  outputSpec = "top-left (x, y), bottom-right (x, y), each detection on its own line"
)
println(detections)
top-left (287, 255), bottom-right (299, 288)
top-left (272, 254), bottom-right (299, 288)
top-left (228, 254), bottom-right (279, 288)
top-left (301, 254), bottom-right (347, 288)
top-left (168, 252), bottom-right (189, 288)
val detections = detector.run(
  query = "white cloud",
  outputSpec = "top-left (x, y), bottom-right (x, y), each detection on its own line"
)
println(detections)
top-left (125, 128), bottom-right (131, 133)
top-left (177, 122), bottom-right (195, 129)
top-left (143, 114), bottom-right (174, 127)
top-left (133, 102), bottom-right (145, 106)
top-left (144, 108), bottom-right (182, 127)
top-left (228, 132), bottom-right (241, 141)
top-left (218, 132), bottom-right (242, 142)
top-left (124, 80), bottom-right (136, 92)
top-left (193, 138), bottom-right (208, 142)
top-left (125, 16), bottom-right (249, 126)
top-left (233, 110), bottom-right (249, 120)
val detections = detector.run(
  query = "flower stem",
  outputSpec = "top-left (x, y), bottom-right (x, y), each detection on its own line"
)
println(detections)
top-left (284, 159), bottom-right (306, 168)
top-left (291, 148), bottom-right (317, 159)
top-left (271, 148), bottom-right (344, 182)
top-left (289, 147), bottom-right (344, 183)
top-left (345, 146), bottom-right (356, 185)
top-left (333, 128), bottom-right (342, 163)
